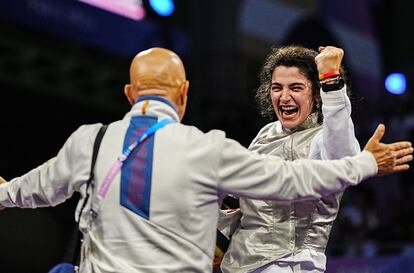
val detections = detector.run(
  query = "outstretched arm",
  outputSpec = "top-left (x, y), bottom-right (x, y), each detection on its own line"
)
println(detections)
top-left (0, 125), bottom-right (101, 209)
top-left (218, 125), bottom-right (412, 202)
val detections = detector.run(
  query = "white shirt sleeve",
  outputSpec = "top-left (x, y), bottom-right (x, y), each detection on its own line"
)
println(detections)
top-left (0, 124), bottom-right (101, 208)
top-left (216, 136), bottom-right (377, 202)
top-left (310, 86), bottom-right (361, 160)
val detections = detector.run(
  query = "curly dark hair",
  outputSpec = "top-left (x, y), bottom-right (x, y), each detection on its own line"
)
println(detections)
top-left (255, 45), bottom-right (348, 122)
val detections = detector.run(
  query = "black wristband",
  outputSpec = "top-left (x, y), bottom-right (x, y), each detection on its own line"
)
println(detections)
top-left (321, 77), bottom-right (345, 92)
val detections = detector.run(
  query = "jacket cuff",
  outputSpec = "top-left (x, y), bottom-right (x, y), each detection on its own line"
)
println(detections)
top-left (358, 151), bottom-right (378, 179)
top-left (0, 182), bottom-right (16, 208)
top-left (320, 85), bottom-right (347, 106)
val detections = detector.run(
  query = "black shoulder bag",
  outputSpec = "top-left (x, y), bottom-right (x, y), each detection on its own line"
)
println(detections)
top-left (48, 125), bottom-right (108, 273)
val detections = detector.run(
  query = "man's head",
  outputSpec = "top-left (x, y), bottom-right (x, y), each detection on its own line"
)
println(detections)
top-left (255, 45), bottom-right (348, 128)
top-left (124, 47), bottom-right (189, 120)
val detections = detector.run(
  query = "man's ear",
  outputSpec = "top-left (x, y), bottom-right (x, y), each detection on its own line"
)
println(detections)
top-left (179, 80), bottom-right (189, 105)
top-left (124, 84), bottom-right (135, 105)
top-left (175, 81), bottom-right (189, 121)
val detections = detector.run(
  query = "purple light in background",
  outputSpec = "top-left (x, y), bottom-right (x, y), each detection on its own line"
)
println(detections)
top-left (78, 0), bottom-right (145, 21)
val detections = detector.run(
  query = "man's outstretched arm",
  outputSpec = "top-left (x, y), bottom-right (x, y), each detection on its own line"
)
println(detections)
top-left (218, 124), bottom-right (412, 201)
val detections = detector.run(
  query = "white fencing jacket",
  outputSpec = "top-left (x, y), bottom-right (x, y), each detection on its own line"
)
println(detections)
top-left (221, 86), bottom-right (360, 273)
top-left (0, 96), bottom-right (376, 273)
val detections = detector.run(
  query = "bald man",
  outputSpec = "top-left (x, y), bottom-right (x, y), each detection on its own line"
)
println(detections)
top-left (0, 48), bottom-right (412, 273)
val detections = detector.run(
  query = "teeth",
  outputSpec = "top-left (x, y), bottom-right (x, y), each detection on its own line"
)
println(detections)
top-left (280, 106), bottom-right (297, 111)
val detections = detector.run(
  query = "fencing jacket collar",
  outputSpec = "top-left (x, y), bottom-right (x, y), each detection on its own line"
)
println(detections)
top-left (125, 96), bottom-right (180, 122)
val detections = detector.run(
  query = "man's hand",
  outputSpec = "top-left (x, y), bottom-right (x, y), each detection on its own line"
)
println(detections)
top-left (0, 176), bottom-right (6, 210)
top-left (315, 46), bottom-right (344, 75)
top-left (363, 124), bottom-right (413, 175)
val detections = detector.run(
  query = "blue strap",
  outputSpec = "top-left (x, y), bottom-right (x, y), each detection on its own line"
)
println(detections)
top-left (89, 117), bottom-right (175, 225)
top-left (140, 118), bottom-right (174, 142)
top-left (120, 118), bottom-right (174, 162)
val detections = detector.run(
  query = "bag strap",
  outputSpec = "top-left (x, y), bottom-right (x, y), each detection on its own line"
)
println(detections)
top-left (63, 124), bottom-right (107, 264)
top-left (214, 196), bottom-right (240, 268)
top-left (76, 124), bottom-right (108, 222)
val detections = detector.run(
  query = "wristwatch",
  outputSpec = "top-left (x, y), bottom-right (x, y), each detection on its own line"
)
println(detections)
top-left (321, 77), bottom-right (345, 92)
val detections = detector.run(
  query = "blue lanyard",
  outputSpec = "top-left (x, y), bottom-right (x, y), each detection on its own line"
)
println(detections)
top-left (97, 118), bottom-right (174, 199)
top-left (119, 118), bottom-right (174, 162)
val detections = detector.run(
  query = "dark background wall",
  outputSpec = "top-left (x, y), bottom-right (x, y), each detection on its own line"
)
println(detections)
top-left (0, 0), bottom-right (413, 272)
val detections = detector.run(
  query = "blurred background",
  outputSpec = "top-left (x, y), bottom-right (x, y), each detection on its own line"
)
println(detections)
top-left (0, 0), bottom-right (413, 272)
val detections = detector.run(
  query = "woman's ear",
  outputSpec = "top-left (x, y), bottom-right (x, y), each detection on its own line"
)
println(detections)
top-left (315, 98), bottom-right (321, 109)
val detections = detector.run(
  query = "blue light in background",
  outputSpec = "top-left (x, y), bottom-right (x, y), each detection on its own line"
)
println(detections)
top-left (385, 73), bottom-right (407, 95)
top-left (149, 0), bottom-right (174, 16)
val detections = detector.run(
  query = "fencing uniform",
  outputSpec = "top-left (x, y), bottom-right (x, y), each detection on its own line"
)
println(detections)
top-left (221, 87), bottom-right (359, 273)
top-left (0, 96), bottom-right (374, 273)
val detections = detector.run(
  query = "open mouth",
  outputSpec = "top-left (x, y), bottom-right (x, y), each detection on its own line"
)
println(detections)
top-left (279, 105), bottom-right (298, 117)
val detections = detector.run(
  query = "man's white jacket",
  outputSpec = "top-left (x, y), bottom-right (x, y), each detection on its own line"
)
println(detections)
top-left (0, 96), bottom-right (377, 273)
